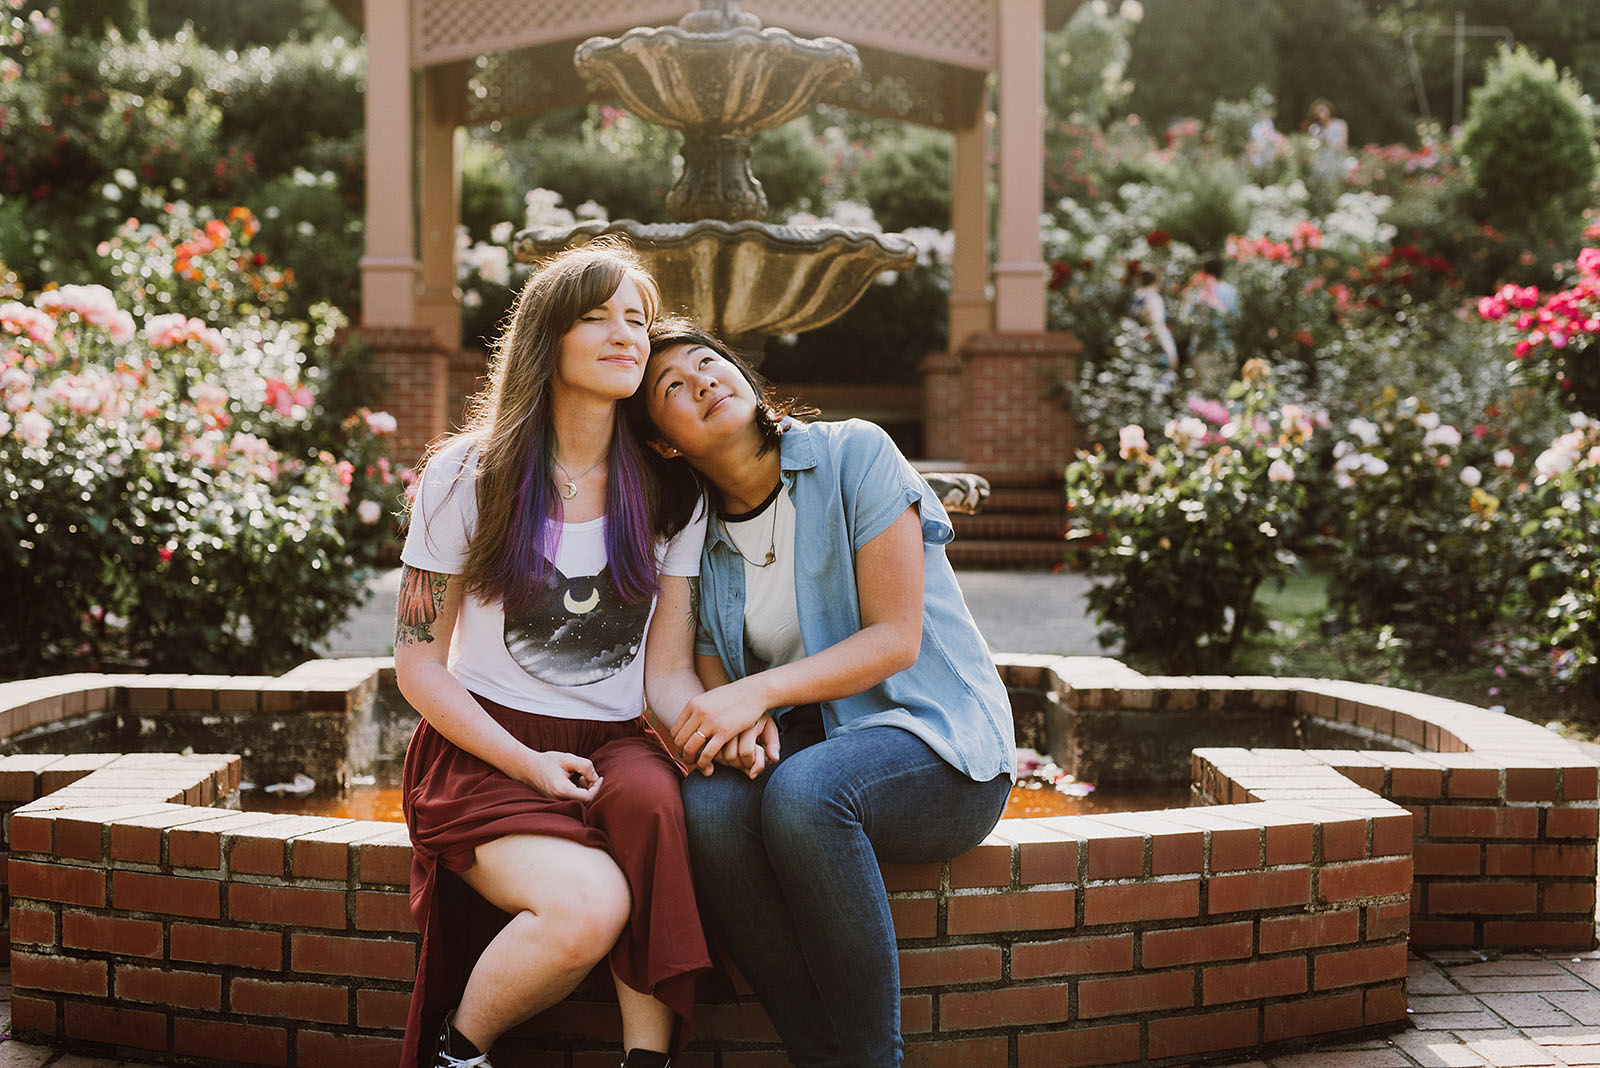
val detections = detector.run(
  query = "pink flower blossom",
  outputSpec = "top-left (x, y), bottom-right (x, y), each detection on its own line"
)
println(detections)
top-left (1, 302), bottom-right (56, 343)
top-left (1267, 459), bottom-right (1295, 483)
top-left (364, 410), bottom-right (398, 435)
top-left (1577, 247), bottom-right (1600, 278)
top-left (14, 408), bottom-right (49, 447)
top-left (1118, 424), bottom-right (1148, 460)
top-left (356, 500), bottom-right (383, 524)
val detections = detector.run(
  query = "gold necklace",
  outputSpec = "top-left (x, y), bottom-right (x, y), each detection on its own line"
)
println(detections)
top-left (721, 486), bottom-right (779, 568)
top-left (553, 452), bottom-right (607, 501)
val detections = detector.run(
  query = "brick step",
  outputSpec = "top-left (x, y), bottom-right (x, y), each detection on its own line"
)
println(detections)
top-left (951, 514), bottom-right (1069, 540)
top-left (947, 539), bottom-right (1067, 570)
top-left (981, 487), bottom-right (1065, 515)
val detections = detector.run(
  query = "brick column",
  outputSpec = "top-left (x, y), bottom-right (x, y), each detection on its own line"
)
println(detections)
top-left (919, 350), bottom-right (965, 462)
top-left (360, 326), bottom-right (453, 468)
top-left (959, 332), bottom-right (1080, 482)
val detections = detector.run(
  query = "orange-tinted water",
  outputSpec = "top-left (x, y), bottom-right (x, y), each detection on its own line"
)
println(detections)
top-left (245, 783), bottom-right (1192, 824)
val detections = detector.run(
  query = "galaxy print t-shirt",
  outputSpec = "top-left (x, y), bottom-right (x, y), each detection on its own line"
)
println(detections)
top-left (401, 436), bottom-right (705, 721)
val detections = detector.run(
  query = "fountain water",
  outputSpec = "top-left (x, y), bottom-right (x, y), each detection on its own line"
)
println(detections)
top-left (514, 0), bottom-right (916, 356)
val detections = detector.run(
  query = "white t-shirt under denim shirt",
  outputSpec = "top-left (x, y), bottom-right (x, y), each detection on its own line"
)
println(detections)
top-left (402, 435), bottom-right (706, 721)
top-left (720, 483), bottom-right (805, 670)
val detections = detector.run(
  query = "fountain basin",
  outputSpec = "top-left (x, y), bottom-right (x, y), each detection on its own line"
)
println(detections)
top-left (516, 218), bottom-right (915, 347)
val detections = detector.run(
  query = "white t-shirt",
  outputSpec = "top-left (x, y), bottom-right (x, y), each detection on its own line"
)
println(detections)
top-left (401, 436), bottom-right (706, 721)
top-left (722, 484), bottom-right (805, 669)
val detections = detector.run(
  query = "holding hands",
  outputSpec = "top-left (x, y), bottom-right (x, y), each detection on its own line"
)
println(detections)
top-left (674, 676), bottom-right (780, 776)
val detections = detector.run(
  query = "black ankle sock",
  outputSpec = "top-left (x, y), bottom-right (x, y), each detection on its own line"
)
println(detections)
top-left (620, 1050), bottom-right (670, 1068)
top-left (445, 1023), bottom-right (483, 1059)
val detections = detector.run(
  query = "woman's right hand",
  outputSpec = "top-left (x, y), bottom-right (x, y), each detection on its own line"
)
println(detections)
top-left (709, 714), bottom-right (781, 779)
top-left (518, 749), bottom-right (602, 801)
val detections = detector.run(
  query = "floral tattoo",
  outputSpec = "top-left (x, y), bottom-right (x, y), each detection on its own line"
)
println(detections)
top-left (396, 565), bottom-right (449, 646)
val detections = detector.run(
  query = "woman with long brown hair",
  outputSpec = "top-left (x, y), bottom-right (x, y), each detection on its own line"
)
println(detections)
top-left (394, 241), bottom-right (708, 1068)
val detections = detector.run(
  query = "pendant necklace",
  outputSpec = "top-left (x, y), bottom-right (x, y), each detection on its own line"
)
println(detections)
top-left (553, 452), bottom-right (608, 501)
top-left (721, 484), bottom-right (780, 568)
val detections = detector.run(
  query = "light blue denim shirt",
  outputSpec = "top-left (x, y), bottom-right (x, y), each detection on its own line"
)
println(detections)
top-left (694, 419), bottom-right (1016, 782)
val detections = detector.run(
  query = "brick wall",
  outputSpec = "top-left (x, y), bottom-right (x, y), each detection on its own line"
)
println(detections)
top-left (957, 333), bottom-right (1080, 481)
top-left (358, 326), bottom-right (454, 469)
top-left (2, 658), bottom-right (1595, 1067)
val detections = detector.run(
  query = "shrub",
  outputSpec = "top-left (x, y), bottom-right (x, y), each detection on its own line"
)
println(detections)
top-left (1063, 359), bottom-right (1312, 672)
top-left (1457, 46), bottom-right (1598, 227)
top-left (1324, 393), bottom-right (1521, 663)
top-left (1517, 416), bottom-right (1600, 697)
top-left (1478, 247), bottom-right (1600, 417)
top-left (0, 209), bottom-right (402, 676)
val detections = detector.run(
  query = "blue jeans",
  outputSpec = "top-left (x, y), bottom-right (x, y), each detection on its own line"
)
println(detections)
top-left (681, 707), bottom-right (1012, 1068)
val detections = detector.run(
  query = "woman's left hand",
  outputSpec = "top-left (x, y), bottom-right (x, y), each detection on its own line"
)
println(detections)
top-left (674, 676), bottom-right (771, 774)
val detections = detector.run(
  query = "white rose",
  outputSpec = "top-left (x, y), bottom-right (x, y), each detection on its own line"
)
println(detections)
top-left (356, 500), bottom-right (383, 525)
top-left (1458, 466), bottom-right (1482, 487)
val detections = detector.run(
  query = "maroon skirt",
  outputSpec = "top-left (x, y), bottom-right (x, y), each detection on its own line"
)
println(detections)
top-left (399, 694), bottom-right (710, 1068)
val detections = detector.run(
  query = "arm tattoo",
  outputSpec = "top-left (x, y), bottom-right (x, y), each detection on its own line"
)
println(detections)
top-left (396, 564), bottom-right (450, 646)
top-left (686, 577), bottom-right (701, 630)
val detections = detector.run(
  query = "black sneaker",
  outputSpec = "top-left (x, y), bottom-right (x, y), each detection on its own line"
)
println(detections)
top-left (432, 1016), bottom-right (493, 1068)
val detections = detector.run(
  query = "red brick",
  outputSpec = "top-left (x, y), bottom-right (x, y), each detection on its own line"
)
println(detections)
top-left (230, 835), bottom-right (288, 876)
top-left (9, 905), bottom-right (55, 946)
top-left (1533, 843), bottom-right (1597, 877)
top-left (1428, 880), bottom-right (1536, 914)
top-left (1428, 805), bottom-right (1538, 839)
top-left (888, 896), bottom-right (938, 938)
top-left (1203, 955), bottom-right (1307, 1004)
top-left (116, 962), bottom-right (221, 1010)
top-left (903, 1036), bottom-right (1009, 1068)
top-left (1313, 941), bottom-right (1408, 989)
top-left (1263, 989), bottom-right (1363, 1041)
top-left (1146, 1006), bottom-right (1259, 1059)
top-left (7, 814), bottom-right (53, 853)
top-left (1017, 1022), bottom-right (1139, 1067)
top-left (356, 841), bottom-right (411, 885)
top-left (1371, 811), bottom-right (1413, 856)
top-left (9, 859), bottom-right (106, 907)
top-left (1411, 918), bottom-right (1476, 946)
top-left (355, 890), bottom-right (416, 933)
top-left (1390, 766), bottom-right (1444, 799)
top-left (1080, 829), bottom-right (1144, 880)
top-left (1259, 910), bottom-right (1359, 953)
top-left (1365, 981), bottom-right (1408, 1024)
top-left (683, 1000), bottom-right (778, 1042)
top-left (1543, 881), bottom-right (1595, 914)
top-left (1206, 826), bottom-right (1262, 872)
top-left (113, 870), bottom-right (220, 918)
top-left (897, 944), bottom-right (1001, 988)
top-left (230, 883), bottom-right (346, 928)
top-left (1208, 867), bottom-right (1311, 914)
top-left (1083, 880), bottom-right (1197, 926)
top-left (296, 1030), bottom-right (401, 1068)
top-left (1414, 841), bottom-right (1481, 875)
top-left (1012, 932), bottom-right (1133, 979)
top-left (1445, 766), bottom-right (1499, 799)
top-left (880, 861), bottom-right (941, 892)
top-left (358, 987), bottom-right (414, 1030)
top-left (1366, 901), bottom-right (1410, 939)
top-left (946, 888), bottom-right (1073, 935)
top-left (1318, 857), bottom-right (1411, 903)
top-left (1547, 807), bottom-right (1600, 838)
top-left (63, 1000), bottom-right (166, 1051)
top-left (1141, 921), bottom-right (1252, 967)
top-left (11, 950), bottom-right (108, 996)
top-left (171, 923), bottom-right (283, 969)
top-left (10, 993), bottom-right (58, 1035)
top-left (1485, 843), bottom-right (1533, 874)
top-left (949, 840), bottom-right (1012, 888)
top-left (54, 818), bottom-right (105, 861)
top-left (231, 976), bottom-right (349, 1025)
top-left (62, 912), bottom-right (162, 957)
top-left (168, 824), bottom-right (224, 869)
top-left (110, 822), bottom-right (162, 864)
top-left (1563, 765), bottom-right (1598, 801)
top-left (901, 993), bottom-right (932, 1035)
top-left (1506, 766), bottom-right (1560, 801)
top-left (1483, 920), bottom-right (1595, 948)
top-left (293, 837), bottom-right (353, 881)
top-left (1078, 969), bottom-right (1194, 1018)
top-left (173, 1018), bottom-right (289, 1066)
top-left (292, 933), bottom-right (415, 981)
top-left (941, 983), bottom-right (1068, 1029)
top-left (1150, 827), bottom-right (1204, 875)
top-left (1319, 815), bottom-right (1367, 862)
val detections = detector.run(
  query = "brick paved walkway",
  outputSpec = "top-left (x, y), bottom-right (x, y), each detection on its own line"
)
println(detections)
top-left (6, 949), bottom-right (1600, 1067)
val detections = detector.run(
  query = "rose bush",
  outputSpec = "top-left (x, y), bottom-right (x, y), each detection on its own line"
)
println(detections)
top-left (1064, 359), bottom-right (1313, 672)
top-left (1517, 416), bottom-right (1600, 696)
top-left (1478, 246), bottom-right (1600, 417)
top-left (0, 208), bottom-right (403, 676)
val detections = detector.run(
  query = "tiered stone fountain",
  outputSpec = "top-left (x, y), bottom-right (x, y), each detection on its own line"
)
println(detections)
top-left (514, 0), bottom-right (916, 356)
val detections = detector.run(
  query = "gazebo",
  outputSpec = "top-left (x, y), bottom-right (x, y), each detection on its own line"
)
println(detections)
top-left (356, 0), bottom-right (1080, 484)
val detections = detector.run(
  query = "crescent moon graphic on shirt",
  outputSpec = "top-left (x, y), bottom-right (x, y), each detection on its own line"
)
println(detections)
top-left (563, 586), bottom-right (600, 614)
